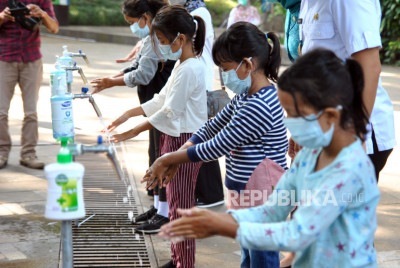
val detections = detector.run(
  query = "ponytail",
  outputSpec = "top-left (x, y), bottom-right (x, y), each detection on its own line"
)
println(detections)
top-left (151, 5), bottom-right (205, 57)
top-left (264, 32), bottom-right (281, 83)
top-left (193, 15), bottom-right (205, 56)
top-left (212, 22), bottom-right (281, 83)
top-left (344, 59), bottom-right (369, 141)
top-left (277, 49), bottom-right (370, 141)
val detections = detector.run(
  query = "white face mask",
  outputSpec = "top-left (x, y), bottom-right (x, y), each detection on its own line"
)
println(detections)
top-left (169, 0), bottom-right (186, 5)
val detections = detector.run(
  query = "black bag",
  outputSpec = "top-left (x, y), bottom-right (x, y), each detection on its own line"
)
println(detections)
top-left (207, 67), bottom-right (231, 118)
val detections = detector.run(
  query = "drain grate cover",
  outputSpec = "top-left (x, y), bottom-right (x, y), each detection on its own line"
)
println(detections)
top-left (71, 155), bottom-right (152, 267)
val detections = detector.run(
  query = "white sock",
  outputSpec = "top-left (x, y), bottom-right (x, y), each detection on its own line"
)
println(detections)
top-left (153, 195), bottom-right (159, 209)
top-left (157, 201), bottom-right (169, 218)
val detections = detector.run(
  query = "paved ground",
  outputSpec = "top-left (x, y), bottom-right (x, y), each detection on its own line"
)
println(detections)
top-left (0, 32), bottom-right (399, 267)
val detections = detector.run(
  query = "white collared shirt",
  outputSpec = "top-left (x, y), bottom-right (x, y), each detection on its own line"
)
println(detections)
top-left (299, 0), bottom-right (396, 153)
top-left (141, 58), bottom-right (207, 137)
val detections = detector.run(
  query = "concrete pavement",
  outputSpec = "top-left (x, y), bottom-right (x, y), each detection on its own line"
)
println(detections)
top-left (0, 33), bottom-right (399, 267)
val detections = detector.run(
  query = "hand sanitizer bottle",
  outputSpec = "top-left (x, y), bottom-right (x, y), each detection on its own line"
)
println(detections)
top-left (59, 45), bottom-right (74, 84)
top-left (50, 76), bottom-right (74, 139)
top-left (50, 56), bottom-right (67, 97)
top-left (45, 137), bottom-right (85, 220)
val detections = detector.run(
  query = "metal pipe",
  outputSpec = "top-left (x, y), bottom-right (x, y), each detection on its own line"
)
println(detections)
top-left (61, 221), bottom-right (73, 268)
top-left (70, 51), bottom-right (91, 67)
top-left (63, 66), bottom-right (88, 84)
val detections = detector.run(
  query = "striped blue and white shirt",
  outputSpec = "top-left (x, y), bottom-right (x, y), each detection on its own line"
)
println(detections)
top-left (187, 86), bottom-right (288, 191)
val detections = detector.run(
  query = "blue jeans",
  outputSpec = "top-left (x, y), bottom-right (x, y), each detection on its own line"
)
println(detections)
top-left (240, 247), bottom-right (279, 268)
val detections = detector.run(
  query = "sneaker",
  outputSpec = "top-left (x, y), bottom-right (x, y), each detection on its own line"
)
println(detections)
top-left (195, 199), bottom-right (225, 208)
top-left (132, 206), bottom-right (157, 224)
top-left (135, 214), bottom-right (169, 234)
top-left (0, 155), bottom-right (8, 169)
top-left (159, 260), bottom-right (176, 268)
top-left (20, 156), bottom-right (45, 169)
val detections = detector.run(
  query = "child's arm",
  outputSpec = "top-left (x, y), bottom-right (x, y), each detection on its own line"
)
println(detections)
top-left (111, 120), bottom-right (153, 143)
top-left (107, 106), bottom-right (145, 133)
top-left (188, 98), bottom-right (282, 162)
top-left (91, 76), bottom-right (125, 94)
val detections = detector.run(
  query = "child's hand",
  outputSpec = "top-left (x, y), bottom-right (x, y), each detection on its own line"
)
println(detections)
top-left (106, 113), bottom-right (129, 133)
top-left (90, 77), bottom-right (113, 94)
top-left (142, 154), bottom-right (176, 189)
top-left (110, 129), bottom-right (138, 143)
top-left (159, 208), bottom-right (217, 240)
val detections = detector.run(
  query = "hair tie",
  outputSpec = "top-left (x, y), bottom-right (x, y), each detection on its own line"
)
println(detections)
top-left (192, 16), bottom-right (198, 39)
top-left (265, 33), bottom-right (268, 39)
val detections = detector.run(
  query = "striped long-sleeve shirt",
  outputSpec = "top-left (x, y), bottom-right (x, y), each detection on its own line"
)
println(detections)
top-left (187, 86), bottom-right (288, 191)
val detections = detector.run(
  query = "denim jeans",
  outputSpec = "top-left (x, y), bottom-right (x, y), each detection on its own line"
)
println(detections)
top-left (240, 246), bottom-right (280, 268)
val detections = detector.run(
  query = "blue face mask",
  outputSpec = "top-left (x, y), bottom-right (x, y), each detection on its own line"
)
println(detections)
top-left (283, 108), bottom-right (340, 149)
top-left (222, 57), bottom-right (252, 95)
top-left (158, 33), bottom-right (182, 61)
top-left (130, 17), bottom-right (150, 39)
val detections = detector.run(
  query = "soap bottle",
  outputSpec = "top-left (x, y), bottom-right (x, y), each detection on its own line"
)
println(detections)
top-left (50, 75), bottom-right (74, 139)
top-left (50, 56), bottom-right (67, 97)
top-left (59, 45), bottom-right (74, 85)
top-left (45, 137), bottom-right (85, 220)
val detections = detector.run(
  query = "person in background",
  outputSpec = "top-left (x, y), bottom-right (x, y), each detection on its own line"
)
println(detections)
top-left (0, 0), bottom-right (59, 169)
top-left (158, 48), bottom-right (380, 268)
top-left (169, 0), bottom-right (225, 208)
top-left (143, 22), bottom-right (288, 268)
top-left (90, 0), bottom-right (175, 232)
top-left (107, 5), bottom-right (208, 267)
top-left (227, 0), bottom-right (261, 28)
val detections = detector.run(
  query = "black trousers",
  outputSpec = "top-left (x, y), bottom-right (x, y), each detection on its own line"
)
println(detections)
top-left (195, 160), bottom-right (224, 203)
top-left (368, 130), bottom-right (393, 182)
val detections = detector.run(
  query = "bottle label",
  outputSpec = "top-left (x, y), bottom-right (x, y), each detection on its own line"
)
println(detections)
top-left (51, 99), bottom-right (74, 138)
top-left (56, 174), bottom-right (78, 212)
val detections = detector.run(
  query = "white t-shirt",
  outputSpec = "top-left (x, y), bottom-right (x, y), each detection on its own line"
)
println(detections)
top-left (191, 7), bottom-right (215, 92)
top-left (141, 58), bottom-right (208, 137)
top-left (299, 0), bottom-right (396, 153)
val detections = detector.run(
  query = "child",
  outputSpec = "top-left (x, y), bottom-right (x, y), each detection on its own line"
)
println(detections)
top-left (90, 0), bottom-right (175, 227)
top-left (107, 5), bottom-right (207, 268)
top-left (143, 22), bottom-right (288, 268)
top-left (157, 49), bottom-right (380, 268)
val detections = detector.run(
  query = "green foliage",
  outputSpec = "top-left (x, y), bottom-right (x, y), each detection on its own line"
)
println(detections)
top-left (69, 0), bottom-right (126, 26)
top-left (380, 0), bottom-right (400, 65)
top-left (205, 0), bottom-right (237, 27)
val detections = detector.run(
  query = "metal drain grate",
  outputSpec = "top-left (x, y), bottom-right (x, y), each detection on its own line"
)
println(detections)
top-left (71, 154), bottom-right (153, 267)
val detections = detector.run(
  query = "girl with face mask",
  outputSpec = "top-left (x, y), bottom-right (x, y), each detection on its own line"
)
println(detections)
top-left (142, 22), bottom-right (288, 268)
top-left (90, 0), bottom-right (176, 231)
top-left (157, 49), bottom-right (380, 268)
top-left (105, 5), bottom-right (208, 268)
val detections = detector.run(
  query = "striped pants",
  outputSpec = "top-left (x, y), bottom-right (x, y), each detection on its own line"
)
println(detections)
top-left (160, 133), bottom-right (202, 268)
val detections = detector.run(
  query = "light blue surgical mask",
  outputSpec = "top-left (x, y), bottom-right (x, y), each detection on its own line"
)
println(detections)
top-left (158, 33), bottom-right (182, 61)
top-left (222, 57), bottom-right (252, 95)
top-left (130, 17), bottom-right (150, 39)
top-left (283, 106), bottom-right (342, 148)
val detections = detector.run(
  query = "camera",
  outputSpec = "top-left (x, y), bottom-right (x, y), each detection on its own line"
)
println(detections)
top-left (8, 0), bottom-right (42, 32)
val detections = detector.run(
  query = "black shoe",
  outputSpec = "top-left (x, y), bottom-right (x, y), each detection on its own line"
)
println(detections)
top-left (159, 260), bottom-right (176, 268)
top-left (135, 214), bottom-right (169, 234)
top-left (195, 199), bottom-right (225, 208)
top-left (132, 206), bottom-right (157, 224)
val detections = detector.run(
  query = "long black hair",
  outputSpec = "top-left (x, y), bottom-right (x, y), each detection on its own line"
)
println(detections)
top-left (212, 22), bottom-right (281, 82)
top-left (277, 48), bottom-right (369, 140)
top-left (151, 5), bottom-right (206, 56)
top-left (122, 0), bottom-right (167, 18)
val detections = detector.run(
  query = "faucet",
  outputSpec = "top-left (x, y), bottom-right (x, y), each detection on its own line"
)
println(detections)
top-left (67, 136), bottom-right (124, 181)
top-left (73, 87), bottom-right (102, 118)
top-left (62, 62), bottom-right (88, 84)
top-left (69, 50), bottom-right (91, 67)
